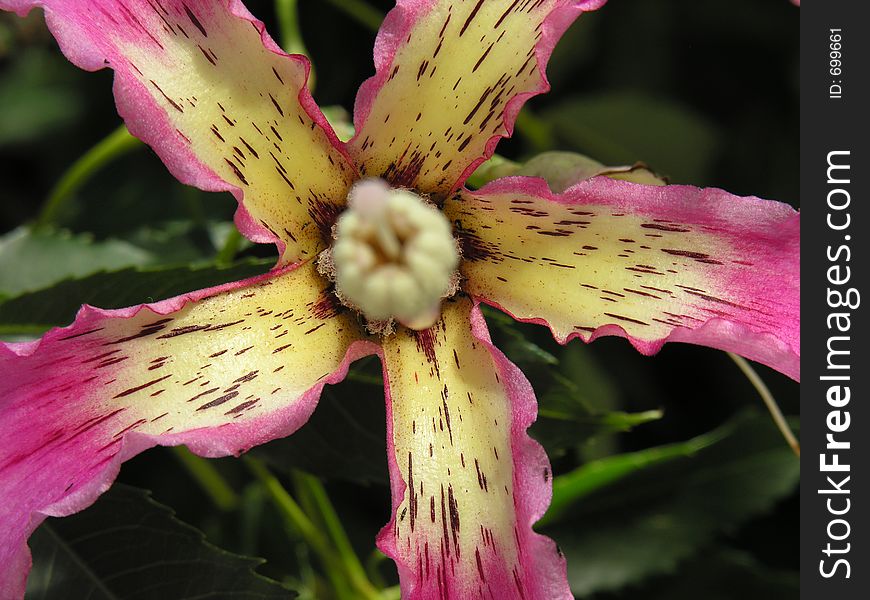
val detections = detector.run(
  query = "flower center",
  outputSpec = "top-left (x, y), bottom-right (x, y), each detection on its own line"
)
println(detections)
top-left (322, 179), bottom-right (459, 331)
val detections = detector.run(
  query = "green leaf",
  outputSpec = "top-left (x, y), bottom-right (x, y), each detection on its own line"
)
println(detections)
top-left (532, 403), bottom-right (662, 457)
top-left (482, 311), bottom-right (658, 454)
top-left (123, 220), bottom-right (253, 265)
top-left (532, 344), bottom-right (660, 453)
top-left (0, 227), bottom-right (153, 296)
top-left (0, 258), bottom-right (273, 333)
top-left (0, 222), bottom-right (255, 300)
top-left (465, 150), bottom-right (666, 191)
top-left (489, 319), bottom-right (559, 368)
top-left (254, 361), bottom-right (389, 485)
top-left (542, 92), bottom-right (720, 184)
top-left (27, 484), bottom-right (295, 599)
top-left (530, 402), bottom-right (664, 457)
top-left (541, 421), bottom-right (728, 526)
top-left (517, 151), bottom-right (666, 193)
top-left (553, 343), bottom-right (619, 413)
top-left (111, 221), bottom-right (211, 265)
top-left (464, 153), bottom-right (520, 189)
top-left (541, 411), bottom-right (800, 596)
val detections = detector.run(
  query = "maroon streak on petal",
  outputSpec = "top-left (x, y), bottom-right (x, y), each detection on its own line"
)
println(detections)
top-left (349, 0), bottom-right (607, 195)
top-left (0, 262), bottom-right (374, 598)
top-left (446, 176), bottom-right (800, 380)
top-left (0, 0), bottom-right (357, 263)
top-left (378, 298), bottom-right (570, 599)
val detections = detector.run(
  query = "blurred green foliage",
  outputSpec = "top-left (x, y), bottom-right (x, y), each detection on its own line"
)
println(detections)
top-left (0, 1), bottom-right (798, 598)
top-left (27, 485), bottom-right (295, 599)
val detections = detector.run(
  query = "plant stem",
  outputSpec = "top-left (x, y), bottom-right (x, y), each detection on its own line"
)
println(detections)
top-left (243, 456), bottom-right (358, 600)
top-left (35, 125), bottom-right (142, 229)
top-left (346, 369), bottom-right (383, 386)
top-left (171, 446), bottom-right (240, 511)
top-left (324, 0), bottom-right (384, 32)
top-left (728, 352), bottom-right (800, 457)
top-left (239, 483), bottom-right (266, 556)
top-left (364, 549), bottom-right (388, 589)
top-left (244, 457), bottom-right (328, 550)
top-left (180, 185), bottom-right (207, 231)
top-left (292, 470), bottom-right (381, 600)
top-left (380, 586), bottom-right (402, 600)
top-left (215, 228), bottom-right (244, 265)
top-left (275, 0), bottom-right (316, 90)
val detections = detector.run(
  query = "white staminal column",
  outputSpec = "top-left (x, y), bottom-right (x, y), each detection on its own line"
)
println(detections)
top-left (325, 179), bottom-right (460, 330)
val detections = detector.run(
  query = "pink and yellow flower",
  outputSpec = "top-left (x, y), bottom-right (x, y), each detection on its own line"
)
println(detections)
top-left (0, 1), bottom-right (799, 598)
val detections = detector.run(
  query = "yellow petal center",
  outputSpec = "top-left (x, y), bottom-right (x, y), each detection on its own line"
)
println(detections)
top-left (324, 179), bottom-right (459, 330)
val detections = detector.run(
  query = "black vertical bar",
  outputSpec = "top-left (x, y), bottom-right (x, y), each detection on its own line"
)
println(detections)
top-left (801, 1), bottom-right (868, 597)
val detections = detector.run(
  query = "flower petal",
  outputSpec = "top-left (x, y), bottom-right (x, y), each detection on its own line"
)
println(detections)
top-left (445, 176), bottom-right (800, 380)
top-left (379, 297), bottom-right (568, 599)
top-left (1, 0), bottom-right (356, 263)
top-left (0, 262), bottom-right (374, 598)
top-left (349, 0), bottom-right (606, 195)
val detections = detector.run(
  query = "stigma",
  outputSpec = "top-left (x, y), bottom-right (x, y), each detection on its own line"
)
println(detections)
top-left (321, 179), bottom-right (460, 331)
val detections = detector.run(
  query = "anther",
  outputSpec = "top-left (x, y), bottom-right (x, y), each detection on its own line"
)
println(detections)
top-left (322, 179), bottom-right (460, 331)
